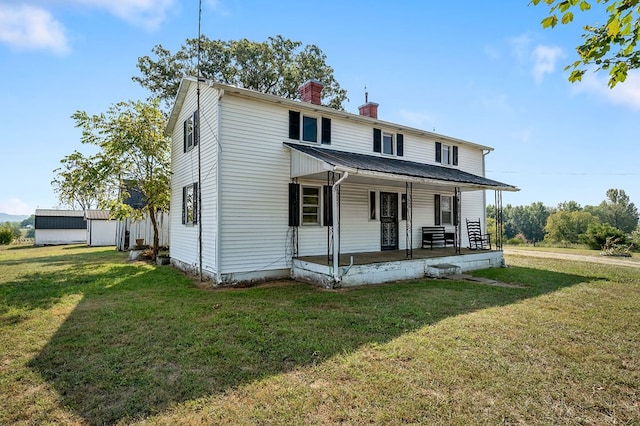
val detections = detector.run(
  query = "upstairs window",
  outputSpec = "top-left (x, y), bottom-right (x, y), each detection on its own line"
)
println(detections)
top-left (183, 110), bottom-right (199, 152)
top-left (303, 115), bottom-right (317, 142)
top-left (288, 110), bottom-right (331, 144)
top-left (435, 142), bottom-right (458, 165)
top-left (383, 133), bottom-right (394, 155)
top-left (373, 129), bottom-right (404, 156)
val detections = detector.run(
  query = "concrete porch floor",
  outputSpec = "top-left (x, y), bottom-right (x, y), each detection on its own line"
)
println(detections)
top-left (298, 247), bottom-right (491, 267)
top-left (293, 247), bottom-right (503, 288)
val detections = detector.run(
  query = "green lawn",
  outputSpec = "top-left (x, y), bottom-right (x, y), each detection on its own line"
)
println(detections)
top-left (1, 244), bottom-right (638, 425)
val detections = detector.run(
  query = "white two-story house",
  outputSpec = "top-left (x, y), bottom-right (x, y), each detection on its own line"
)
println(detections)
top-left (165, 78), bottom-right (518, 287)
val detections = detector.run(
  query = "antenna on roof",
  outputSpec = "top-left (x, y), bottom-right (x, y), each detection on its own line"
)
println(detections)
top-left (364, 85), bottom-right (368, 103)
top-left (197, 0), bottom-right (203, 281)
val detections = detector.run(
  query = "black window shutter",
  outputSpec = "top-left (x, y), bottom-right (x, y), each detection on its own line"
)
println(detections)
top-left (401, 193), bottom-right (407, 220)
top-left (182, 186), bottom-right (187, 224)
top-left (289, 111), bottom-right (300, 140)
top-left (288, 183), bottom-right (300, 226)
top-left (321, 117), bottom-right (331, 144)
top-left (453, 146), bottom-right (458, 166)
top-left (323, 185), bottom-right (333, 226)
top-left (435, 142), bottom-right (442, 163)
top-left (453, 194), bottom-right (459, 226)
top-left (369, 191), bottom-right (376, 220)
top-left (193, 183), bottom-right (198, 224)
top-left (397, 133), bottom-right (404, 156)
top-left (183, 120), bottom-right (188, 153)
top-left (434, 194), bottom-right (441, 225)
top-left (373, 128), bottom-right (382, 153)
top-left (193, 110), bottom-right (199, 147)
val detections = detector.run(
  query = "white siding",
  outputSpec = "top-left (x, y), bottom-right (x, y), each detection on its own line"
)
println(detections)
top-left (35, 229), bottom-right (86, 245)
top-left (168, 80), bottom-right (497, 282)
top-left (169, 82), bottom-right (219, 277)
top-left (86, 220), bottom-right (116, 246)
top-left (218, 95), bottom-right (292, 275)
top-left (311, 114), bottom-right (483, 175)
top-left (115, 212), bottom-right (170, 250)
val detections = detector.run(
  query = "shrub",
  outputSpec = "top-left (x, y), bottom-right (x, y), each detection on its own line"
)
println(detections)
top-left (0, 227), bottom-right (14, 245)
top-left (580, 223), bottom-right (626, 250)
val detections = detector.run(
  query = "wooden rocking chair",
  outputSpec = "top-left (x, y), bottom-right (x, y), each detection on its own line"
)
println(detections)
top-left (466, 218), bottom-right (491, 250)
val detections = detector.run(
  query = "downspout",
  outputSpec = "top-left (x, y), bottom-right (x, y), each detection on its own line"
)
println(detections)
top-left (332, 171), bottom-right (349, 284)
top-left (215, 89), bottom-right (224, 285)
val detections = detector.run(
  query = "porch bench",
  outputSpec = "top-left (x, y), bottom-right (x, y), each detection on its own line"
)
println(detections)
top-left (422, 226), bottom-right (455, 249)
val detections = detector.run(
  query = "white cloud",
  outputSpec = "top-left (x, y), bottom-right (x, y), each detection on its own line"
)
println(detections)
top-left (0, 3), bottom-right (69, 54)
top-left (531, 45), bottom-right (564, 84)
top-left (398, 109), bottom-right (437, 129)
top-left (508, 35), bottom-right (564, 84)
top-left (572, 69), bottom-right (640, 110)
top-left (483, 44), bottom-right (500, 60)
top-left (508, 34), bottom-right (532, 63)
top-left (0, 198), bottom-right (33, 216)
top-left (72, 0), bottom-right (176, 30)
top-left (511, 127), bottom-right (533, 145)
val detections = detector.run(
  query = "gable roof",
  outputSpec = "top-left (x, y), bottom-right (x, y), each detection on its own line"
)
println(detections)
top-left (284, 143), bottom-right (518, 192)
top-left (35, 209), bottom-right (84, 217)
top-left (84, 210), bottom-right (111, 220)
top-left (165, 77), bottom-right (494, 152)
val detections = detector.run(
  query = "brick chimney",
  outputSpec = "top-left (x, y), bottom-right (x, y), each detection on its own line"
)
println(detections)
top-left (299, 79), bottom-right (323, 105)
top-left (358, 102), bottom-right (379, 119)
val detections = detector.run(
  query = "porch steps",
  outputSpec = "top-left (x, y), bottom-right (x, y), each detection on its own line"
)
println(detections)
top-left (425, 263), bottom-right (461, 278)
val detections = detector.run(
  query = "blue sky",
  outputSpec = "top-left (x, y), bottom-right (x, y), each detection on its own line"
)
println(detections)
top-left (1, 0), bottom-right (638, 216)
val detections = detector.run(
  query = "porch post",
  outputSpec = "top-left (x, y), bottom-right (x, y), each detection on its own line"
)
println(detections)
top-left (405, 182), bottom-right (413, 259)
top-left (331, 172), bottom-right (349, 285)
top-left (455, 187), bottom-right (461, 255)
top-left (495, 190), bottom-right (504, 251)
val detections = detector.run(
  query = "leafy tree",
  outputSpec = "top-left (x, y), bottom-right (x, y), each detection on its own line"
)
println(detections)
top-left (52, 151), bottom-right (117, 210)
top-left (557, 200), bottom-right (583, 211)
top-left (544, 210), bottom-right (599, 244)
top-left (488, 202), bottom-right (551, 242)
top-left (580, 222), bottom-right (627, 249)
top-left (584, 188), bottom-right (639, 233)
top-left (0, 227), bottom-right (12, 245)
top-left (134, 35), bottom-right (348, 110)
top-left (630, 226), bottom-right (640, 250)
top-left (20, 215), bottom-right (34, 228)
top-left (0, 222), bottom-right (20, 244)
top-left (70, 99), bottom-right (170, 260)
top-left (531, 0), bottom-right (640, 87)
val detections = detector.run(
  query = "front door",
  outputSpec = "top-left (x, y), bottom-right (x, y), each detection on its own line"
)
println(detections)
top-left (380, 192), bottom-right (398, 250)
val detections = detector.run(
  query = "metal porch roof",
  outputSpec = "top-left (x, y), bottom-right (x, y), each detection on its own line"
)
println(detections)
top-left (284, 142), bottom-right (518, 192)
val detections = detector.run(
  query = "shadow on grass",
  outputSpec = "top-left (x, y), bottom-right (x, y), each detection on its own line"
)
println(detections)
top-left (21, 254), bottom-right (597, 424)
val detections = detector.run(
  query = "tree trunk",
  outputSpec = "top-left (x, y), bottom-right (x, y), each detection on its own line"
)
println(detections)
top-left (149, 207), bottom-right (160, 261)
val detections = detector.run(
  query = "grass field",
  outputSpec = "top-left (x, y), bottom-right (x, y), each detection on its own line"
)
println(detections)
top-left (1, 244), bottom-right (638, 425)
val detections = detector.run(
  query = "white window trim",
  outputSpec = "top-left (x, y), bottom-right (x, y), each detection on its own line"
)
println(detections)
top-left (441, 144), bottom-right (451, 165)
top-left (301, 114), bottom-right (319, 143)
top-left (185, 115), bottom-right (195, 151)
top-left (440, 195), bottom-right (453, 225)
top-left (183, 183), bottom-right (197, 226)
top-left (301, 185), bottom-right (321, 225)
top-left (382, 132), bottom-right (394, 156)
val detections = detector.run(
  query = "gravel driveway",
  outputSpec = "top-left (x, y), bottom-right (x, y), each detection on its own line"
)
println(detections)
top-left (503, 248), bottom-right (640, 269)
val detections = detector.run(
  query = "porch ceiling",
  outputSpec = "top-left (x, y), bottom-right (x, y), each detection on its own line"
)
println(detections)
top-left (284, 142), bottom-right (519, 192)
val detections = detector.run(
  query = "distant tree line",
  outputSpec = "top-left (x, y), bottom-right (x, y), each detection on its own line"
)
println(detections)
top-left (487, 188), bottom-right (640, 250)
top-left (0, 215), bottom-right (36, 245)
